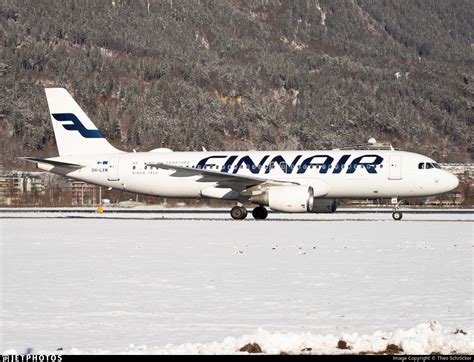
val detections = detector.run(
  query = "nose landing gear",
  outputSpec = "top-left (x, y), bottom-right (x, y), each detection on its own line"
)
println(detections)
top-left (391, 197), bottom-right (403, 220)
top-left (392, 211), bottom-right (403, 220)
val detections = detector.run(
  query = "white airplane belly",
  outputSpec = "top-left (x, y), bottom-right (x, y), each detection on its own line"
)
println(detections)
top-left (122, 173), bottom-right (207, 197)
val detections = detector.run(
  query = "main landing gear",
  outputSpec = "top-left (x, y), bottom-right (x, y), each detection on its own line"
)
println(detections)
top-left (391, 197), bottom-right (403, 221)
top-left (252, 206), bottom-right (268, 220)
top-left (230, 206), bottom-right (268, 220)
top-left (230, 206), bottom-right (247, 220)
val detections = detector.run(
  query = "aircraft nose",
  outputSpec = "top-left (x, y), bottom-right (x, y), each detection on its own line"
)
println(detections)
top-left (444, 173), bottom-right (459, 192)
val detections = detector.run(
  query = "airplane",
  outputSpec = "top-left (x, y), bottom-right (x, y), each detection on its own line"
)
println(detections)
top-left (21, 88), bottom-right (459, 220)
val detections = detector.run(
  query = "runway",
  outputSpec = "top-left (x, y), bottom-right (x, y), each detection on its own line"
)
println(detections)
top-left (0, 207), bottom-right (472, 222)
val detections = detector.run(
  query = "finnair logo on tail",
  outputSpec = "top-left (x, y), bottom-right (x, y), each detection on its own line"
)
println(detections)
top-left (52, 113), bottom-right (104, 138)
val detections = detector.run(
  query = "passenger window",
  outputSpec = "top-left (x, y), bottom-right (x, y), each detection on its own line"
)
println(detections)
top-left (426, 163), bottom-right (434, 169)
top-left (418, 163), bottom-right (424, 169)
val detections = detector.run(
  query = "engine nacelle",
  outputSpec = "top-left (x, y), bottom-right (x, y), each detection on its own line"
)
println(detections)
top-left (309, 199), bottom-right (338, 213)
top-left (250, 186), bottom-right (314, 212)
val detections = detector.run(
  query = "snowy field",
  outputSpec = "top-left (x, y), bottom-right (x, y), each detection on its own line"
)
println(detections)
top-left (1, 211), bottom-right (473, 354)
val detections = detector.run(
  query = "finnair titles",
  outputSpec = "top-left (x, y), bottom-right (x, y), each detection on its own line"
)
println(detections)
top-left (194, 153), bottom-right (382, 175)
top-left (22, 88), bottom-right (459, 220)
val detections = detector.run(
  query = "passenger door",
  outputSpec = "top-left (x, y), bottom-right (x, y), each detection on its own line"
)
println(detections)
top-left (107, 156), bottom-right (121, 181)
top-left (388, 155), bottom-right (402, 180)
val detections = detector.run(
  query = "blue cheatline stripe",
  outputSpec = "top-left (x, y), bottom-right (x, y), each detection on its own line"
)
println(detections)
top-left (52, 113), bottom-right (104, 138)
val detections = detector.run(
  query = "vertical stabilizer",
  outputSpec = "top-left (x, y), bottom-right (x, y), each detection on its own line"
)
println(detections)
top-left (45, 88), bottom-right (122, 156)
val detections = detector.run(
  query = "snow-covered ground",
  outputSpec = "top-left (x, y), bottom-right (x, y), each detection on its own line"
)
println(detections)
top-left (1, 214), bottom-right (473, 354)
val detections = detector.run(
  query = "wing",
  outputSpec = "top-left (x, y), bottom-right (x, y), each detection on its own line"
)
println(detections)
top-left (146, 162), bottom-right (299, 191)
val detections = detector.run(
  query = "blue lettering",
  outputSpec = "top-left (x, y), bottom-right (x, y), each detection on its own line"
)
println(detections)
top-left (266, 155), bottom-right (301, 174)
top-left (221, 155), bottom-right (238, 173)
top-left (195, 154), bottom-right (385, 175)
top-left (333, 155), bottom-right (351, 174)
top-left (298, 155), bottom-right (334, 174)
top-left (196, 155), bottom-right (227, 169)
top-left (347, 155), bottom-right (383, 174)
top-left (233, 155), bottom-right (269, 174)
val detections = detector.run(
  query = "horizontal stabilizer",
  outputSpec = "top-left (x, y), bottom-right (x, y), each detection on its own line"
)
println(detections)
top-left (20, 157), bottom-right (84, 168)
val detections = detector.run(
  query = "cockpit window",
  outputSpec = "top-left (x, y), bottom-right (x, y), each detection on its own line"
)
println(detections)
top-left (419, 162), bottom-right (441, 170)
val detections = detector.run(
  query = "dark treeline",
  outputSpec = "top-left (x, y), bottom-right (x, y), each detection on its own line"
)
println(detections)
top-left (0, 0), bottom-right (473, 167)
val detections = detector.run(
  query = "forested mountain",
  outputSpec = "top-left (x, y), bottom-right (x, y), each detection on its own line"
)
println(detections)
top-left (1, 0), bottom-right (473, 167)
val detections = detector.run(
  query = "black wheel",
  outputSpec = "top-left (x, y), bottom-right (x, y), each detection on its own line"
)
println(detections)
top-left (392, 211), bottom-right (403, 221)
top-left (231, 206), bottom-right (247, 220)
top-left (252, 206), bottom-right (268, 220)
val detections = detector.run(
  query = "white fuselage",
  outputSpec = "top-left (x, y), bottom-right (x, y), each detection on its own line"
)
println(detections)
top-left (38, 149), bottom-right (459, 200)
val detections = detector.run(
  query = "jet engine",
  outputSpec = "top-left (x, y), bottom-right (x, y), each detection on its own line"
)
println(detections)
top-left (249, 186), bottom-right (314, 212)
